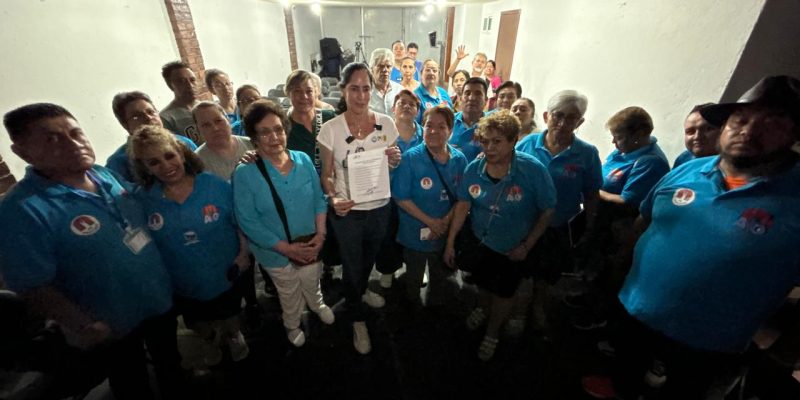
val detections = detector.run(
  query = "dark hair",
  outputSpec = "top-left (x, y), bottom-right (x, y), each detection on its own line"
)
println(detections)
top-left (407, 42), bottom-right (419, 50)
top-left (204, 68), bottom-right (227, 93)
top-left (128, 124), bottom-right (204, 188)
top-left (236, 84), bottom-right (260, 100)
top-left (476, 109), bottom-right (520, 142)
top-left (161, 61), bottom-right (191, 85)
top-left (336, 62), bottom-right (374, 114)
top-left (422, 105), bottom-right (455, 131)
top-left (285, 69), bottom-right (315, 96)
top-left (111, 91), bottom-right (154, 127)
top-left (391, 40), bottom-right (404, 49)
top-left (3, 103), bottom-right (76, 142)
top-left (606, 106), bottom-right (654, 138)
top-left (242, 99), bottom-right (291, 142)
top-left (452, 70), bottom-right (470, 83)
top-left (688, 102), bottom-right (718, 126)
top-left (487, 60), bottom-right (497, 69)
top-left (393, 89), bottom-right (421, 108)
top-left (464, 77), bottom-right (488, 95)
top-left (497, 81), bottom-right (522, 98)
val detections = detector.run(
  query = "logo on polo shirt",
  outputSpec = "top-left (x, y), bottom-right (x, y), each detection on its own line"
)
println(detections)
top-left (202, 205), bottom-right (220, 224)
top-left (607, 168), bottom-right (625, 182)
top-left (562, 164), bottom-right (581, 178)
top-left (671, 188), bottom-right (695, 206)
top-left (70, 215), bottom-right (101, 236)
top-left (469, 184), bottom-right (482, 198)
top-left (183, 230), bottom-right (200, 245)
top-left (148, 213), bottom-right (164, 231)
top-left (736, 208), bottom-right (773, 235)
top-left (506, 185), bottom-right (523, 202)
top-left (420, 177), bottom-right (433, 190)
top-left (425, 102), bottom-right (433, 109)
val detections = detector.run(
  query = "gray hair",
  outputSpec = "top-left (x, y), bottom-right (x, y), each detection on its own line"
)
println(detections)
top-left (547, 90), bottom-right (588, 116)
top-left (369, 48), bottom-right (394, 68)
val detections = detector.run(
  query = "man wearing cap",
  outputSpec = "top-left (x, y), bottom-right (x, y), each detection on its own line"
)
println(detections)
top-left (585, 76), bottom-right (800, 398)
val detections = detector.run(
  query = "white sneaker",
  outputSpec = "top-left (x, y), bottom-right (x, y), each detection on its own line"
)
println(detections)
top-left (353, 322), bottom-right (371, 354)
top-left (317, 306), bottom-right (335, 325)
top-left (227, 330), bottom-right (250, 362)
top-left (287, 328), bottom-right (306, 347)
top-left (379, 273), bottom-right (393, 289)
top-left (362, 289), bottom-right (385, 308)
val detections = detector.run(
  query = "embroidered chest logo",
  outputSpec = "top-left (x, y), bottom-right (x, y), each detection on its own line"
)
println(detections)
top-left (70, 215), bottom-right (101, 236)
top-left (506, 185), bottom-right (523, 202)
top-left (607, 168), bottom-right (625, 181)
top-left (420, 177), bottom-right (433, 190)
top-left (735, 208), bottom-right (773, 235)
top-left (671, 188), bottom-right (695, 206)
top-left (203, 205), bottom-right (220, 224)
top-left (148, 213), bottom-right (164, 231)
top-left (371, 135), bottom-right (387, 143)
top-left (183, 230), bottom-right (199, 245)
top-left (468, 184), bottom-right (482, 198)
top-left (562, 164), bottom-right (582, 178)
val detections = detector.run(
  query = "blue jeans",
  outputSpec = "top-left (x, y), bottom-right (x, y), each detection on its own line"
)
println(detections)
top-left (329, 203), bottom-right (391, 321)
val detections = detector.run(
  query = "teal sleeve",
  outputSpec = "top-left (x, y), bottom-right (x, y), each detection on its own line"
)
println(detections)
top-left (232, 166), bottom-right (284, 249)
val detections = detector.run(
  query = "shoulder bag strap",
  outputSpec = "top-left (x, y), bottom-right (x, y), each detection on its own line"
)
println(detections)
top-left (313, 109), bottom-right (323, 171)
top-left (255, 155), bottom-right (293, 243)
top-left (425, 146), bottom-right (457, 206)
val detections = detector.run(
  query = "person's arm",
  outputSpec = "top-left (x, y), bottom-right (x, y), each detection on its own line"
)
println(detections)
top-left (319, 145), bottom-right (356, 216)
top-left (443, 200), bottom-right (471, 268)
top-left (22, 286), bottom-right (111, 349)
top-left (599, 189), bottom-right (626, 204)
top-left (234, 230), bottom-right (251, 271)
top-left (396, 199), bottom-right (448, 239)
top-left (508, 208), bottom-right (555, 261)
top-left (446, 45), bottom-right (469, 78)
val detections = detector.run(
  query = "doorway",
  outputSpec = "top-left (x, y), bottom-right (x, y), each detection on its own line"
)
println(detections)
top-left (494, 9), bottom-right (520, 81)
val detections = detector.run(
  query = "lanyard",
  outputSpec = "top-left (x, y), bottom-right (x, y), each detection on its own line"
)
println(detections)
top-left (86, 171), bottom-right (131, 231)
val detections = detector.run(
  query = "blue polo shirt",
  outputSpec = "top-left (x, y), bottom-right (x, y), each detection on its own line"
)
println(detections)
top-left (139, 172), bottom-right (238, 301)
top-left (449, 111), bottom-right (486, 162)
top-left (397, 122), bottom-right (423, 154)
top-left (233, 150), bottom-right (327, 268)
top-left (601, 137), bottom-right (670, 206)
top-left (106, 134), bottom-right (198, 183)
top-left (414, 85), bottom-right (453, 123)
top-left (392, 144), bottom-right (467, 252)
top-left (516, 130), bottom-right (603, 227)
top-left (0, 166), bottom-right (173, 336)
top-left (619, 156), bottom-right (800, 353)
top-left (672, 149), bottom-right (696, 168)
top-left (458, 152), bottom-right (557, 253)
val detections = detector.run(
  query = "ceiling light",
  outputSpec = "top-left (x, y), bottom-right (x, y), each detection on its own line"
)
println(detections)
top-left (311, 2), bottom-right (321, 15)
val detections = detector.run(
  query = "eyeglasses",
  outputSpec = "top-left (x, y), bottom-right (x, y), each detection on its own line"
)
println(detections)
top-left (395, 100), bottom-right (418, 110)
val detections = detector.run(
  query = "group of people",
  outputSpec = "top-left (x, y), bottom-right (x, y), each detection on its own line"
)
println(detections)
top-left (1, 40), bottom-right (799, 399)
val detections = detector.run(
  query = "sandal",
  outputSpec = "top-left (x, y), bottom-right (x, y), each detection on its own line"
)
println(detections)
top-left (478, 335), bottom-right (499, 361)
top-left (466, 307), bottom-right (487, 330)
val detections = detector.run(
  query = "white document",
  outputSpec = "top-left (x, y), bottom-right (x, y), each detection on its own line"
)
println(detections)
top-left (346, 147), bottom-right (391, 204)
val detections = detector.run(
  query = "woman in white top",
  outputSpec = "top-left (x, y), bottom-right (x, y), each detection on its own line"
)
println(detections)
top-left (317, 62), bottom-right (402, 355)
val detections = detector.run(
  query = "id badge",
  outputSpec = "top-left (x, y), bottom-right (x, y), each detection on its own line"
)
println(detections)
top-left (123, 227), bottom-right (151, 254)
top-left (420, 227), bottom-right (432, 241)
top-left (439, 189), bottom-right (449, 202)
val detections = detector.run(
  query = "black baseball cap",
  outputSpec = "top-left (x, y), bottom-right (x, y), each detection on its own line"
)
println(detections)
top-left (700, 75), bottom-right (800, 127)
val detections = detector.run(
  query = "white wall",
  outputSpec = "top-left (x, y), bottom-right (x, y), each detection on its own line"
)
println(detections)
top-left (0, 0), bottom-right (179, 178)
top-left (450, 4), bottom-right (483, 75)
top-left (454, 0), bottom-right (766, 162)
top-left (191, 0), bottom-right (291, 93)
top-left (293, 4), bottom-right (324, 72)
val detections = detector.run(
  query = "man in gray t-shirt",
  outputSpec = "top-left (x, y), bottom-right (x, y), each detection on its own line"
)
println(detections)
top-left (159, 61), bottom-right (202, 145)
